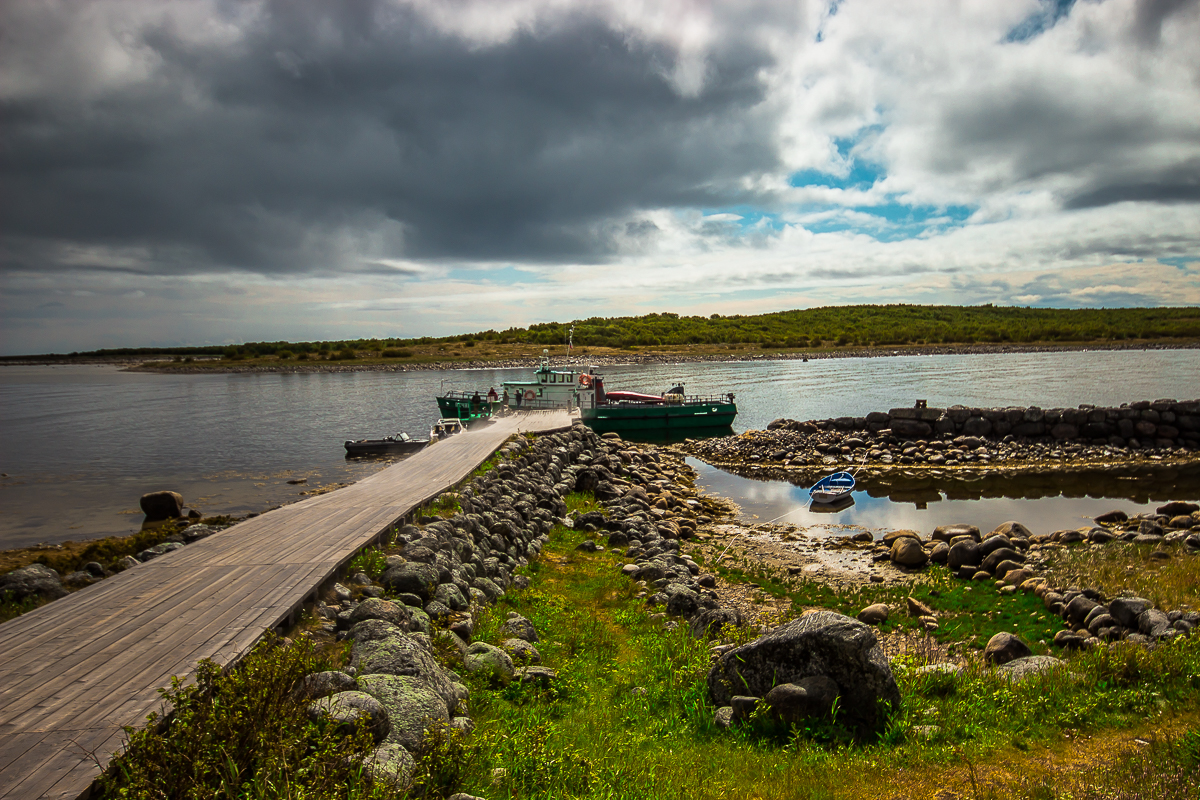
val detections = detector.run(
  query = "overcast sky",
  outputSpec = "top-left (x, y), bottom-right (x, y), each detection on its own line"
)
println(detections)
top-left (2, 0), bottom-right (1199, 354)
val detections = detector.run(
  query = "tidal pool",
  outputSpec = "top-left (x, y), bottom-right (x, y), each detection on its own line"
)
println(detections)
top-left (689, 458), bottom-right (1200, 539)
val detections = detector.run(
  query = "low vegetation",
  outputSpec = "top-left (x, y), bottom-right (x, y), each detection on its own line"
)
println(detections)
top-left (87, 476), bottom-right (1200, 798)
top-left (6, 305), bottom-right (1198, 365)
top-left (96, 636), bottom-right (381, 798)
top-left (1038, 541), bottom-right (1200, 612)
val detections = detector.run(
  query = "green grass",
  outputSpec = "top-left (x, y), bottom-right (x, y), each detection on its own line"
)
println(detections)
top-left (1038, 541), bottom-right (1200, 611)
top-left (428, 493), bottom-right (462, 518)
top-left (709, 554), bottom-right (1066, 651)
top-left (0, 593), bottom-right (47, 624)
top-left (438, 520), bottom-right (1200, 800)
top-left (347, 546), bottom-right (390, 578)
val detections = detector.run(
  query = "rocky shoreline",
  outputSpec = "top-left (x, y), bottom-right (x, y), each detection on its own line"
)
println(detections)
top-left (3, 340), bottom-right (1193, 374)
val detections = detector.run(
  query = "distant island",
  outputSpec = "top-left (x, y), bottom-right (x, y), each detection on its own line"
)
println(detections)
top-left (4, 304), bottom-right (1199, 371)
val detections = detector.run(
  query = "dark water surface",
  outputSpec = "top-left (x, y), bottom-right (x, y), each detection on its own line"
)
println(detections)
top-left (1, 350), bottom-right (1198, 549)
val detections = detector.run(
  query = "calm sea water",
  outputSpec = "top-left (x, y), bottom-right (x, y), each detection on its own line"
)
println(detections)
top-left (1, 349), bottom-right (1198, 549)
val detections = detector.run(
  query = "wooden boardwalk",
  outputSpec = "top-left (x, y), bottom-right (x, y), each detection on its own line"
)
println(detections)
top-left (0, 411), bottom-right (574, 799)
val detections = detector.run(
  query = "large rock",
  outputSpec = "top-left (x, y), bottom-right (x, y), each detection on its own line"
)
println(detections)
top-left (990, 521), bottom-right (1032, 540)
top-left (348, 598), bottom-right (412, 629)
top-left (980, 547), bottom-right (1024, 574)
top-left (500, 638), bottom-right (542, 665)
top-left (501, 614), bottom-right (539, 642)
top-left (380, 562), bottom-right (440, 601)
top-left (707, 611), bottom-right (900, 736)
top-left (890, 419), bottom-right (932, 439)
top-left (856, 604), bottom-right (889, 625)
top-left (364, 743), bottom-right (416, 790)
top-left (463, 641), bottom-right (516, 685)
top-left (140, 490), bottom-right (184, 521)
top-left (689, 606), bottom-right (747, 639)
top-left (996, 655), bottom-right (1064, 682)
top-left (890, 537), bottom-right (928, 567)
top-left (931, 524), bottom-right (980, 543)
top-left (0, 564), bottom-right (66, 601)
top-left (1109, 597), bottom-right (1152, 628)
top-left (984, 632), bottom-right (1031, 665)
top-left (1157, 501), bottom-right (1199, 517)
top-left (357, 674), bottom-right (449, 753)
top-left (349, 624), bottom-right (463, 710)
top-left (292, 670), bottom-right (357, 701)
top-left (947, 541), bottom-right (982, 570)
top-left (307, 691), bottom-right (390, 742)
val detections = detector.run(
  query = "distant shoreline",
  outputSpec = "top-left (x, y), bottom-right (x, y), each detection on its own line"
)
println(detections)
top-left (2, 340), bottom-right (1198, 374)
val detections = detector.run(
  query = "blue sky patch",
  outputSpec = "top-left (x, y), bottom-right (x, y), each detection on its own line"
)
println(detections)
top-left (446, 265), bottom-right (532, 285)
top-left (1158, 256), bottom-right (1198, 269)
top-left (1006, 0), bottom-right (1076, 43)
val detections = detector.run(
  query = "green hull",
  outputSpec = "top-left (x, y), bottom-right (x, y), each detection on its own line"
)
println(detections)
top-left (581, 401), bottom-right (737, 433)
top-left (437, 395), bottom-right (491, 422)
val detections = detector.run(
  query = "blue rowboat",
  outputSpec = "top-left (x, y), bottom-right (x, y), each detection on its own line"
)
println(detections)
top-left (809, 471), bottom-right (855, 504)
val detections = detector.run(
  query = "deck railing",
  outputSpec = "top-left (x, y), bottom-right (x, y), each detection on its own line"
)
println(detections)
top-left (601, 394), bottom-right (735, 406)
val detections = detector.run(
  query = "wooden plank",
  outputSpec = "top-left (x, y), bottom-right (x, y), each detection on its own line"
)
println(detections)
top-left (0, 566), bottom-right (243, 705)
top-left (0, 411), bottom-right (576, 798)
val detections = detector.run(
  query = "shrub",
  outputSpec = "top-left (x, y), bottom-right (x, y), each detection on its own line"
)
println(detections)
top-left (96, 636), bottom-right (373, 797)
top-left (382, 348), bottom-right (413, 358)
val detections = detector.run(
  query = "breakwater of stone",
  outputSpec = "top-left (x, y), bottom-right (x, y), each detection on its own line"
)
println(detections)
top-left (296, 423), bottom-right (736, 790)
top-left (686, 398), bottom-right (1200, 479)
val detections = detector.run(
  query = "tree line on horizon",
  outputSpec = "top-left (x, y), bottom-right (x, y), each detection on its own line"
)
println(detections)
top-left (17, 304), bottom-right (1200, 359)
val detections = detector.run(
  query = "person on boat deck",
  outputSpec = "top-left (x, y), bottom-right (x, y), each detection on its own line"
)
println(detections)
top-left (471, 390), bottom-right (482, 411)
top-left (502, 388), bottom-right (509, 405)
top-left (487, 387), bottom-right (498, 402)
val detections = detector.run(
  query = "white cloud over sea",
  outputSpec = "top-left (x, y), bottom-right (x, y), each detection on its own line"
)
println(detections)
top-left (1, 0), bottom-right (1198, 352)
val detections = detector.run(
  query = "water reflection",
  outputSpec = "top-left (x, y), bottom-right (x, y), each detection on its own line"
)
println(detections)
top-left (689, 459), bottom-right (1200, 538)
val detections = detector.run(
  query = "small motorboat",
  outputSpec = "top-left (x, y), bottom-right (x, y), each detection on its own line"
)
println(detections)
top-left (809, 471), bottom-right (855, 504)
top-left (344, 432), bottom-right (428, 457)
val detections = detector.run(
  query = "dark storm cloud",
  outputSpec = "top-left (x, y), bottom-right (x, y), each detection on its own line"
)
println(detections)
top-left (1064, 159), bottom-right (1200, 208)
top-left (0, 0), bottom-right (786, 276)
top-left (1133, 0), bottom-right (1199, 46)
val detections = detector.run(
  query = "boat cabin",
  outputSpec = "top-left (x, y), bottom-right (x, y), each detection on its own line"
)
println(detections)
top-left (502, 351), bottom-right (597, 410)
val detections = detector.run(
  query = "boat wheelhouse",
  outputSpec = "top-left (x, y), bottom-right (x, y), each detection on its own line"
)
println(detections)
top-left (501, 351), bottom-right (590, 410)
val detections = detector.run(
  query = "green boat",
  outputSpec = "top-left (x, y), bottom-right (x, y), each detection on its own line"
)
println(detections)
top-left (579, 378), bottom-right (737, 433)
top-left (436, 390), bottom-right (495, 423)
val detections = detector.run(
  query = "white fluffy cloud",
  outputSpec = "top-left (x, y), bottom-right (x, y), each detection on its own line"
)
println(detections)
top-left (1, 0), bottom-right (1198, 353)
